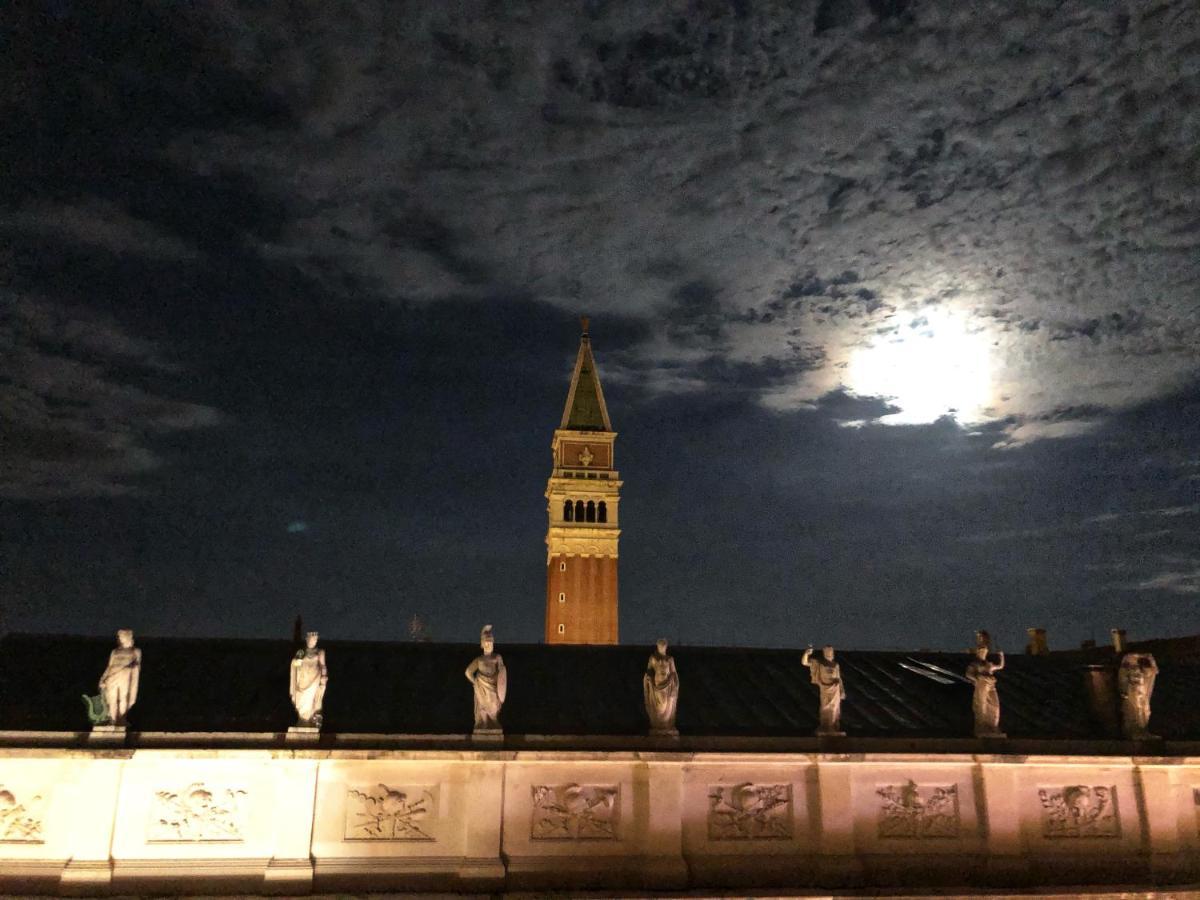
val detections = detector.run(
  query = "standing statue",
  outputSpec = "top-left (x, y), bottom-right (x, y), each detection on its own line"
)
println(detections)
top-left (465, 625), bottom-right (507, 733)
top-left (96, 629), bottom-right (141, 727)
top-left (965, 645), bottom-right (1006, 738)
top-left (1117, 652), bottom-right (1158, 739)
top-left (290, 631), bottom-right (328, 729)
top-left (801, 644), bottom-right (845, 735)
top-left (643, 639), bottom-right (679, 735)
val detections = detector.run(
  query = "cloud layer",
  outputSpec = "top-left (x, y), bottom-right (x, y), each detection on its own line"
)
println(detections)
top-left (1, 0), bottom-right (1197, 648)
top-left (183, 0), bottom-right (1200, 433)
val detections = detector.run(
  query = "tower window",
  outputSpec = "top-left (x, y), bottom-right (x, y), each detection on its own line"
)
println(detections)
top-left (559, 561), bottom-right (566, 572)
top-left (575, 499), bottom-right (585, 521)
top-left (558, 592), bottom-right (566, 604)
top-left (598, 501), bottom-right (607, 523)
top-left (557, 623), bottom-right (565, 635)
top-left (586, 500), bottom-right (596, 522)
top-left (563, 499), bottom-right (573, 522)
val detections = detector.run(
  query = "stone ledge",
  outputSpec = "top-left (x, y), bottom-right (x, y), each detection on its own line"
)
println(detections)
top-left (0, 730), bottom-right (1192, 758)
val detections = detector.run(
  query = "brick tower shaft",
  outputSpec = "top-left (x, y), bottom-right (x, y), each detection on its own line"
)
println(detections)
top-left (544, 318), bottom-right (621, 644)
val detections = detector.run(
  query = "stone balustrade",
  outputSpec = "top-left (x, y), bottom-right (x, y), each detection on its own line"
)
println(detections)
top-left (2, 746), bottom-right (1200, 894)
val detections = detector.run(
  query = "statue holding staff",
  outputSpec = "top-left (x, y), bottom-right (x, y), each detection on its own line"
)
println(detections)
top-left (802, 644), bottom-right (845, 735)
top-left (643, 639), bottom-right (679, 735)
top-left (465, 625), bottom-right (506, 732)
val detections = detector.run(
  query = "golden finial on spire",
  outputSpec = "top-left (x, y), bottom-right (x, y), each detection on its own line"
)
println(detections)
top-left (580, 315), bottom-right (590, 337)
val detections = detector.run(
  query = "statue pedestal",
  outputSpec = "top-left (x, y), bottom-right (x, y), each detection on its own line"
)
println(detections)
top-left (88, 725), bottom-right (126, 745)
top-left (650, 728), bottom-right (680, 739)
top-left (472, 728), bottom-right (503, 744)
top-left (978, 732), bottom-right (1007, 740)
top-left (816, 730), bottom-right (846, 738)
top-left (286, 726), bottom-right (321, 745)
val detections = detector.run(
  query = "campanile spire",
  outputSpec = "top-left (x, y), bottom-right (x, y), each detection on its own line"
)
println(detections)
top-left (544, 318), bottom-right (621, 644)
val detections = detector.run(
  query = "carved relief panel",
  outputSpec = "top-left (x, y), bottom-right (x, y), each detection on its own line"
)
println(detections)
top-left (562, 442), bottom-right (610, 469)
top-left (876, 781), bottom-right (960, 839)
top-left (147, 783), bottom-right (247, 842)
top-left (1038, 785), bottom-right (1120, 838)
top-left (530, 784), bottom-right (618, 840)
top-left (707, 783), bottom-right (793, 840)
top-left (0, 786), bottom-right (44, 843)
top-left (345, 784), bottom-right (436, 841)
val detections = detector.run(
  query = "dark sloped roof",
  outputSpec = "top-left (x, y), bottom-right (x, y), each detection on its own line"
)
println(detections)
top-left (560, 337), bottom-right (612, 432)
top-left (565, 357), bottom-right (607, 430)
top-left (2, 634), bottom-right (1198, 741)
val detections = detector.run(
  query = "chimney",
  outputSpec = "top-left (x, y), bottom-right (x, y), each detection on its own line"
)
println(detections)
top-left (1081, 663), bottom-right (1121, 737)
top-left (1026, 627), bottom-right (1049, 656)
top-left (1111, 628), bottom-right (1127, 654)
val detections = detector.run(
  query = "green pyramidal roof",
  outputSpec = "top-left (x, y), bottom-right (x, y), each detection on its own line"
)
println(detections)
top-left (560, 332), bottom-right (613, 432)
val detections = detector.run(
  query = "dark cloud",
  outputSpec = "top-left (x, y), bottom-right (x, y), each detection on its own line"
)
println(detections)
top-left (812, 388), bottom-right (900, 423)
top-left (0, 295), bottom-right (222, 499)
top-left (663, 280), bottom-right (727, 348)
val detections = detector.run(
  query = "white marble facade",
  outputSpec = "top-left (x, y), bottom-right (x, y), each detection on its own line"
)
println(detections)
top-left (3, 749), bottom-right (1200, 893)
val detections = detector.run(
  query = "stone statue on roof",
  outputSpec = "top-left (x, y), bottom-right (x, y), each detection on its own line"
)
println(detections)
top-left (465, 625), bottom-right (506, 733)
top-left (290, 631), bottom-right (328, 729)
top-left (1117, 652), bottom-right (1158, 739)
top-left (643, 638), bottom-right (679, 736)
top-left (965, 643), bottom-right (1005, 738)
top-left (802, 644), bottom-right (845, 736)
top-left (96, 629), bottom-right (141, 727)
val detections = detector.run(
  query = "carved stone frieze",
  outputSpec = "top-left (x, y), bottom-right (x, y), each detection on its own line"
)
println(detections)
top-left (545, 532), bottom-right (619, 561)
top-left (345, 785), bottom-right (436, 841)
top-left (876, 782), bottom-right (960, 838)
top-left (0, 787), bottom-right (44, 843)
top-left (530, 784), bottom-right (618, 840)
top-left (1038, 785), bottom-right (1119, 838)
top-left (147, 783), bottom-right (247, 842)
top-left (707, 783), bottom-right (792, 840)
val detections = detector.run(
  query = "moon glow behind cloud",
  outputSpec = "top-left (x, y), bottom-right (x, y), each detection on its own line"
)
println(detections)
top-left (844, 306), bottom-right (994, 426)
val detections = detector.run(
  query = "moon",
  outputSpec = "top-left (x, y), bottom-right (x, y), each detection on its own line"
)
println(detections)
top-left (844, 307), bottom-right (995, 426)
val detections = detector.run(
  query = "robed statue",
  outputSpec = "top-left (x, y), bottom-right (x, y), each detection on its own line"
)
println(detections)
top-left (290, 631), bottom-right (328, 729)
top-left (965, 644), bottom-right (1005, 738)
top-left (802, 644), bottom-right (845, 735)
top-left (465, 625), bottom-right (507, 732)
top-left (643, 639), bottom-right (679, 735)
top-left (1117, 652), bottom-right (1158, 739)
top-left (90, 629), bottom-right (141, 726)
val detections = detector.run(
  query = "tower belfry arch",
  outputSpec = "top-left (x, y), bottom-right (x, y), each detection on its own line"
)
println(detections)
top-left (544, 317), bottom-right (621, 644)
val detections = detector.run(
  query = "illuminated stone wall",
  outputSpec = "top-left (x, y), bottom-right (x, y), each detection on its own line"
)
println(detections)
top-left (1, 749), bottom-right (1199, 893)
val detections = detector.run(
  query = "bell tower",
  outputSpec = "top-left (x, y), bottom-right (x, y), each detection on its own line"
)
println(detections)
top-left (544, 317), bottom-right (621, 644)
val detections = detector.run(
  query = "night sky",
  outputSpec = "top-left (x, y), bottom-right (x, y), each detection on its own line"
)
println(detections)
top-left (2, 1), bottom-right (1198, 651)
